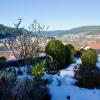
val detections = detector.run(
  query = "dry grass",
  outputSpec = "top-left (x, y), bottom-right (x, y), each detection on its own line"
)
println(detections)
top-left (0, 73), bottom-right (51, 100)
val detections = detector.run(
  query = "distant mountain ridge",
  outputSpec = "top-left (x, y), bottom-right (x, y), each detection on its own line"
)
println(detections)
top-left (65, 26), bottom-right (100, 35)
top-left (47, 26), bottom-right (100, 36)
top-left (0, 24), bottom-right (100, 39)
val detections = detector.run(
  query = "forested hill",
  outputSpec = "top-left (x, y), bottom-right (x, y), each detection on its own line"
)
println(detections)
top-left (0, 24), bottom-right (26, 39)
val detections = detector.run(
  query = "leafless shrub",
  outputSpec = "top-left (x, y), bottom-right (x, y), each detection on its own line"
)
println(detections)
top-left (0, 73), bottom-right (16, 100)
top-left (6, 19), bottom-right (49, 71)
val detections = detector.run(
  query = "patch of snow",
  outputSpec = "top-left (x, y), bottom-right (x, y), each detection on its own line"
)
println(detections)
top-left (38, 53), bottom-right (46, 57)
top-left (47, 57), bottom-right (100, 100)
top-left (96, 55), bottom-right (100, 69)
top-left (75, 58), bottom-right (82, 64)
top-left (98, 55), bottom-right (100, 62)
top-left (96, 62), bottom-right (100, 69)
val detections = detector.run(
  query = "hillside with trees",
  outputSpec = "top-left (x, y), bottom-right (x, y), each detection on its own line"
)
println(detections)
top-left (0, 24), bottom-right (27, 39)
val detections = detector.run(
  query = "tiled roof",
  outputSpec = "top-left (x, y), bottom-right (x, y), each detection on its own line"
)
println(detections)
top-left (88, 42), bottom-right (100, 49)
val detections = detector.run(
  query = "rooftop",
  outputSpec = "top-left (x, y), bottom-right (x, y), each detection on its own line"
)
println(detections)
top-left (88, 42), bottom-right (100, 49)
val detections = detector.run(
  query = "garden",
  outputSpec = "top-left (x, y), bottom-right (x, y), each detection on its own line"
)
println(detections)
top-left (0, 20), bottom-right (100, 100)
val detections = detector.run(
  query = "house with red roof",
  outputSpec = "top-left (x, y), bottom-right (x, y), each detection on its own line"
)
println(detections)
top-left (82, 42), bottom-right (100, 54)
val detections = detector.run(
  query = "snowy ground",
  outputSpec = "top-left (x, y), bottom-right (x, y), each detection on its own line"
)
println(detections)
top-left (43, 56), bottom-right (100, 100)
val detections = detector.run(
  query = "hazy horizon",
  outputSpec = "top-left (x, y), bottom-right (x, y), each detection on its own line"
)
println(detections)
top-left (0, 0), bottom-right (100, 30)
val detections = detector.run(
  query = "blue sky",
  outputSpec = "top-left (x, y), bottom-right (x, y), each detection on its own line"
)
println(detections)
top-left (0, 0), bottom-right (100, 30)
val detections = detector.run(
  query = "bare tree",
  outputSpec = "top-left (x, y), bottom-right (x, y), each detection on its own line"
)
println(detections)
top-left (6, 19), bottom-right (49, 72)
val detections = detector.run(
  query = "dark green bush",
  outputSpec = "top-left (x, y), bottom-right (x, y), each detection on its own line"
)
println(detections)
top-left (45, 40), bottom-right (67, 70)
top-left (0, 56), bottom-right (6, 70)
top-left (81, 49), bottom-right (97, 70)
top-left (75, 67), bottom-right (100, 89)
top-left (0, 56), bottom-right (6, 61)
top-left (75, 48), bottom-right (86, 58)
top-left (65, 44), bottom-right (74, 65)
top-left (80, 48), bottom-right (86, 53)
top-left (66, 44), bottom-right (75, 52)
top-left (74, 50), bottom-right (82, 58)
top-left (75, 49), bottom-right (99, 88)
